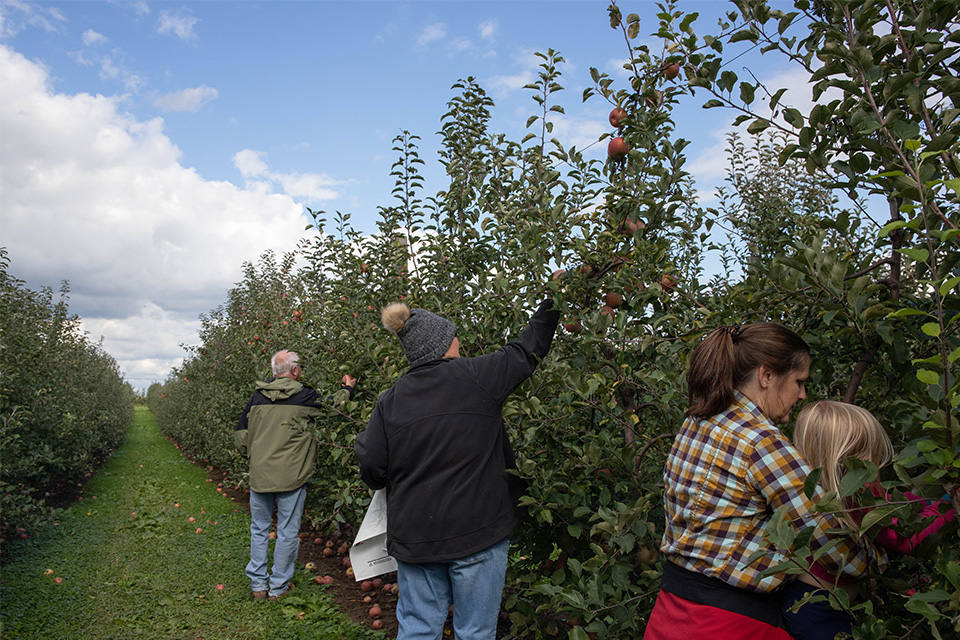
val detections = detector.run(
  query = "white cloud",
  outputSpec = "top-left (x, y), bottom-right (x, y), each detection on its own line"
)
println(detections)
top-left (233, 149), bottom-right (341, 202)
top-left (82, 28), bottom-right (106, 46)
top-left (0, 44), bottom-right (313, 390)
top-left (486, 49), bottom-right (543, 98)
top-left (130, 2), bottom-right (150, 17)
top-left (81, 303), bottom-right (201, 388)
top-left (157, 10), bottom-right (198, 40)
top-left (96, 53), bottom-right (145, 92)
top-left (153, 85), bottom-right (218, 112)
top-left (234, 148), bottom-right (269, 176)
top-left (548, 113), bottom-right (608, 157)
top-left (449, 37), bottom-right (472, 55)
top-left (0, 0), bottom-right (66, 38)
top-left (479, 19), bottom-right (497, 41)
top-left (416, 22), bottom-right (446, 46)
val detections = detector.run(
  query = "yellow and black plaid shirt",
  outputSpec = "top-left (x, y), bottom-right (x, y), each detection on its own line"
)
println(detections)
top-left (661, 392), bottom-right (884, 592)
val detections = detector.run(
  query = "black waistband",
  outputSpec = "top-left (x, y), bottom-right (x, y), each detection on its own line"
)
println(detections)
top-left (659, 561), bottom-right (786, 628)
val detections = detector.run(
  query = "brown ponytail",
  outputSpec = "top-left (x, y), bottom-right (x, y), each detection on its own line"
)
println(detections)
top-left (687, 323), bottom-right (810, 419)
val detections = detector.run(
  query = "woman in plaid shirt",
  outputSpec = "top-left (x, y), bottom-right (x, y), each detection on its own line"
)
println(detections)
top-left (642, 324), bottom-right (883, 640)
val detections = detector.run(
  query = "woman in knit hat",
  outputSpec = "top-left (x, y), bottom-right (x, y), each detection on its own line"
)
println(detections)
top-left (355, 299), bottom-right (559, 640)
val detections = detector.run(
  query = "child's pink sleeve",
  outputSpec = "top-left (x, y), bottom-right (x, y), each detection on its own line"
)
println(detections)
top-left (874, 493), bottom-right (956, 554)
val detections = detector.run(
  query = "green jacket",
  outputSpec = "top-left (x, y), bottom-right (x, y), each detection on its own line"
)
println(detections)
top-left (235, 376), bottom-right (352, 493)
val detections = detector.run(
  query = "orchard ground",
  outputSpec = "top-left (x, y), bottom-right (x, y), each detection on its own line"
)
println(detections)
top-left (194, 452), bottom-right (513, 638)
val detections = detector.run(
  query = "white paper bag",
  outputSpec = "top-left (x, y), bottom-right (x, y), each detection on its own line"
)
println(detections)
top-left (349, 489), bottom-right (397, 581)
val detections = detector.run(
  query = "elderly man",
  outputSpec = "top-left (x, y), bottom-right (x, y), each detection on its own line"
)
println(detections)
top-left (355, 299), bottom-right (559, 639)
top-left (236, 349), bottom-right (356, 600)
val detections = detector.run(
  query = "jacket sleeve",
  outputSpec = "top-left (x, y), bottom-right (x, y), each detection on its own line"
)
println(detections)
top-left (355, 400), bottom-right (388, 490)
top-left (464, 298), bottom-right (560, 402)
top-left (323, 384), bottom-right (355, 407)
top-left (874, 494), bottom-right (956, 554)
top-left (235, 394), bottom-right (255, 458)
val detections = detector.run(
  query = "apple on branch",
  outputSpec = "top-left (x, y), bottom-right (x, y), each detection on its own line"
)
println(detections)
top-left (608, 107), bottom-right (627, 128)
top-left (607, 136), bottom-right (630, 161)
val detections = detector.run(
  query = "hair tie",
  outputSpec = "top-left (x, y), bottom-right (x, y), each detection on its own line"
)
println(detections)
top-left (725, 324), bottom-right (742, 343)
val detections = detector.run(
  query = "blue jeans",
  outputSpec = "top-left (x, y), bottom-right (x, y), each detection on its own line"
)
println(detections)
top-left (246, 485), bottom-right (306, 597)
top-left (396, 537), bottom-right (509, 640)
top-left (779, 580), bottom-right (852, 640)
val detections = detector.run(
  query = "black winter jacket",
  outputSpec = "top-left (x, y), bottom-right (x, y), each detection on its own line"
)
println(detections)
top-left (355, 299), bottom-right (559, 563)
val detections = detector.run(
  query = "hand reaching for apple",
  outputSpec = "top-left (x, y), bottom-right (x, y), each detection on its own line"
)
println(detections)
top-left (342, 374), bottom-right (357, 388)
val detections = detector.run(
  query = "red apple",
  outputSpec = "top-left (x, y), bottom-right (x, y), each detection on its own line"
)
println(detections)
top-left (563, 319), bottom-right (583, 334)
top-left (382, 582), bottom-right (394, 593)
top-left (607, 136), bottom-right (630, 161)
top-left (372, 578), bottom-right (383, 589)
top-left (369, 604), bottom-right (382, 618)
top-left (618, 218), bottom-right (645, 235)
top-left (644, 91), bottom-right (664, 109)
top-left (600, 305), bottom-right (615, 317)
top-left (662, 61), bottom-right (680, 80)
top-left (604, 292), bottom-right (624, 309)
top-left (323, 547), bottom-right (334, 557)
top-left (608, 107), bottom-right (627, 128)
top-left (372, 619), bottom-right (383, 630)
top-left (361, 581), bottom-right (373, 592)
top-left (314, 537), bottom-right (323, 545)
top-left (660, 273), bottom-right (677, 291)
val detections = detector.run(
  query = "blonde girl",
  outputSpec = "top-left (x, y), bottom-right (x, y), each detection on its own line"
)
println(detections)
top-left (782, 400), bottom-right (956, 640)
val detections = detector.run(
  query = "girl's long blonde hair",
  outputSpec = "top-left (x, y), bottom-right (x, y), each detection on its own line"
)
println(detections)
top-left (794, 401), bottom-right (894, 530)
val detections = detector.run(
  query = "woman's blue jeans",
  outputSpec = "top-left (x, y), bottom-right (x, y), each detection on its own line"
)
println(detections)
top-left (245, 485), bottom-right (306, 597)
top-left (396, 537), bottom-right (510, 640)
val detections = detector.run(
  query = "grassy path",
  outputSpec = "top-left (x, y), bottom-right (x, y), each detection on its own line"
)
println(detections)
top-left (0, 407), bottom-right (382, 640)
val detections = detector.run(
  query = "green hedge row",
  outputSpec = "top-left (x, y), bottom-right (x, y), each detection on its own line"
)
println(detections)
top-left (0, 250), bottom-right (135, 545)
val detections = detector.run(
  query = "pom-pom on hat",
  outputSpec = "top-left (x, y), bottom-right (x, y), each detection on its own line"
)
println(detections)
top-left (381, 303), bottom-right (457, 367)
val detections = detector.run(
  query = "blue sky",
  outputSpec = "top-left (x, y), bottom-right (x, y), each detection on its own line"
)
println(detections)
top-left (1, 0), bottom-right (811, 389)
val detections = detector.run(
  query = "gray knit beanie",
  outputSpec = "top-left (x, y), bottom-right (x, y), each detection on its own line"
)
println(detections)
top-left (381, 303), bottom-right (457, 367)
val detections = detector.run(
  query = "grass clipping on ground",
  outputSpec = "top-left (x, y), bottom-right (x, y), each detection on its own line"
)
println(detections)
top-left (0, 407), bottom-right (383, 640)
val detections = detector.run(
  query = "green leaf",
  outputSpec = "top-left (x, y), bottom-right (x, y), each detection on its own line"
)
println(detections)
top-left (878, 220), bottom-right (908, 237)
top-left (948, 345), bottom-right (960, 364)
top-left (747, 119), bottom-right (770, 134)
top-left (921, 323), bottom-right (941, 338)
top-left (898, 248), bottom-right (930, 262)
top-left (783, 108), bottom-right (804, 128)
top-left (940, 276), bottom-right (960, 296)
top-left (917, 369), bottom-right (941, 385)
top-left (803, 467), bottom-right (823, 500)
top-left (859, 504), bottom-right (905, 533)
top-left (904, 139), bottom-right (923, 151)
top-left (838, 462), bottom-right (878, 500)
top-left (887, 308), bottom-right (926, 318)
top-left (570, 627), bottom-right (591, 640)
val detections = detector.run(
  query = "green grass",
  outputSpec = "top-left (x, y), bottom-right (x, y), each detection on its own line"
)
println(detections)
top-left (0, 407), bottom-right (382, 640)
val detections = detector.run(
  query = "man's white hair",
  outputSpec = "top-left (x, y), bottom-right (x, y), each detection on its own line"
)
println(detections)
top-left (271, 350), bottom-right (300, 376)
